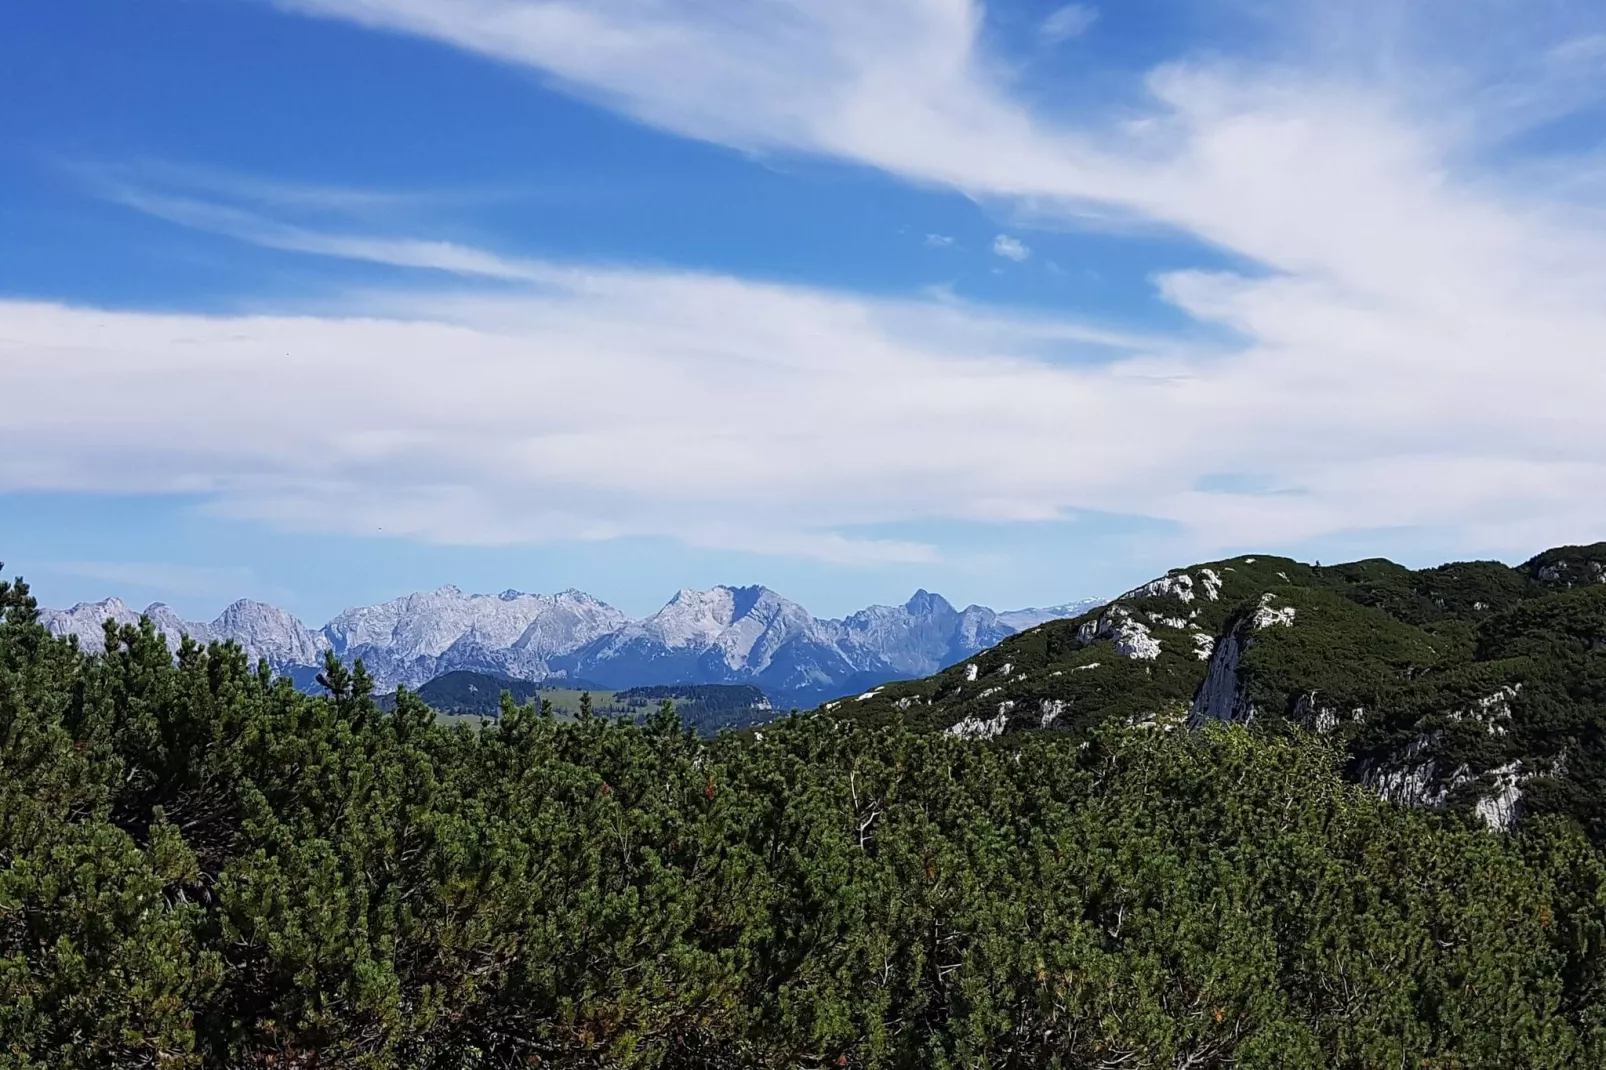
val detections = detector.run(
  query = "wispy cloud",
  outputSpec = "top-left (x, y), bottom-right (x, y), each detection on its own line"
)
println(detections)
top-left (93, 183), bottom-right (559, 283)
top-left (924, 233), bottom-right (955, 248)
top-left (1040, 4), bottom-right (1097, 45)
top-left (992, 234), bottom-right (1031, 261)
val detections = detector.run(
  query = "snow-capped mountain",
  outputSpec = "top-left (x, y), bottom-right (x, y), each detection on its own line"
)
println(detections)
top-left (39, 582), bottom-right (1102, 705)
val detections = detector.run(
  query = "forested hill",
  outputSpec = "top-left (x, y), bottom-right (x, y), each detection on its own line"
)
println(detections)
top-left (848, 542), bottom-right (1606, 840)
top-left (5, 564), bottom-right (1606, 1066)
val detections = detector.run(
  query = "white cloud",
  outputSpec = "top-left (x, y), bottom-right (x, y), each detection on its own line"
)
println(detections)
top-left (0, 223), bottom-right (1180, 562)
top-left (1040, 4), bottom-right (1097, 44)
top-left (10, 188), bottom-right (1606, 565)
top-left (20, 0), bottom-right (1606, 562)
top-left (924, 232), bottom-right (955, 248)
top-left (96, 183), bottom-right (560, 283)
top-left (992, 234), bottom-right (1031, 261)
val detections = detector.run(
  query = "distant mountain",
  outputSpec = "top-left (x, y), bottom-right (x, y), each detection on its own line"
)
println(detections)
top-left (565, 586), bottom-right (855, 702)
top-left (39, 596), bottom-right (328, 668)
top-left (322, 586), bottom-right (628, 690)
top-left (561, 586), bottom-right (1097, 707)
top-left (39, 581), bottom-right (1103, 707)
top-left (995, 598), bottom-right (1105, 632)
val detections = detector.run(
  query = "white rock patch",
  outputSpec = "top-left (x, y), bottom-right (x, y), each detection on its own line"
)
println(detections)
top-left (1125, 573), bottom-right (1195, 603)
top-left (945, 712), bottom-right (1008, 741)
top-left (1251, 594), bottom-right (1296, 630)
top-left (1114, 620), bottom-right (1161, 659)
top-left (1476, 762), bottom-right (1523, 831)
top-left (1079, 607), bottom-right (1161, 660)
top-left (1450, 685), bottom-right (1520, 737)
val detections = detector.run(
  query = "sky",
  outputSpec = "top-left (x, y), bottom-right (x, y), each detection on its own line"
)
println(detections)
top-left (5, 0), bottom-right (1606, 624)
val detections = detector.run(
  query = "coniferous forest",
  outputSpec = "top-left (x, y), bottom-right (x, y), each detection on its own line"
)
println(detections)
top-left (4, 567), bottom-right (1606, 1069)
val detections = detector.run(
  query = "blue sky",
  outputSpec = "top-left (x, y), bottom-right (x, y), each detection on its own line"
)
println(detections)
top-left (5, 0), bottom-right (1606, 624)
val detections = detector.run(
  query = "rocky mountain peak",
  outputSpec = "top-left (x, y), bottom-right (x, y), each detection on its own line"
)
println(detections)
top-left (213, 599), bottom-right (329, 667)
top-left (904, 589), bottom-right (955, 617)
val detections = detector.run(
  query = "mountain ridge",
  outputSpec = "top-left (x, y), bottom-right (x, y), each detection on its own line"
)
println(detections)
top-left (848, 542), bottom-right (1606, 840)
top-left (38, 582), bottom-right (1102, 706)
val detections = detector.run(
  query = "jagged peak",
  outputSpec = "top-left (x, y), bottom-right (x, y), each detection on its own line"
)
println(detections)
top-left (66, 595), bottom-right (132, 614)
top-left (905, 589), bottom-right (955, 615)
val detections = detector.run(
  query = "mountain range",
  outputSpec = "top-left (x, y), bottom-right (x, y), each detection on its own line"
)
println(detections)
top-left (38, 584), bottom-right (1102, 707)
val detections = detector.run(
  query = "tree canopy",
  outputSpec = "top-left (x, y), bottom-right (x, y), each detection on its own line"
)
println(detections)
top-left (3, 568), bottom-right (1605, 1067)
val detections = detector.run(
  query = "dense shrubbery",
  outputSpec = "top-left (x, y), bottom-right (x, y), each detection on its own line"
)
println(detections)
top-left (3, 571), bottom-right (1606, 1067)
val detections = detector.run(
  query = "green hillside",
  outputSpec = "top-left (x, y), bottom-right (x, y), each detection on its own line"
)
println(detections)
top-left (375, 673), bottom-right (620, 723)
top-left (848, 543), bottom-right (1606, 841)
top-left (612, 683), bottom-right (774, 734)
top-left (392, 671), bottom-right (777, 736)
top-left (412, 669), bottom-right (542, 712)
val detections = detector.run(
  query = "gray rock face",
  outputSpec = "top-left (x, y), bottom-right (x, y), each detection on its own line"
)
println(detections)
top-left (39, 597), bottom-right (150, 652)
top-left (143, 603), bottom-right (212, 650)
top-left (41, 582), bottom-right (1097, 704)
top-left (570, 586), bottom-right (854, 699)
top-left (837, 590), bottom-right (1009, 679)
top-left (214, 600), bottom-right (330, 668)
top-left (323, 586), bottom-right (629, 691)
top-left (41, 595), bottom-right (322, 666)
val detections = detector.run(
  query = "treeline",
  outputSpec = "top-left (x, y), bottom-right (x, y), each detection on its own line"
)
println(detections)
top-left (613, 684), bottom-right (773, 734)
top-left (2, 572), bottom-right (1605, 1068)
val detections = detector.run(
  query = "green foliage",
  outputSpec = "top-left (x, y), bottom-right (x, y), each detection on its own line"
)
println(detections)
top-left (3, 567), bottom-right (1606, 1066)
top-left (612, 684), bottom-right (775, 734)
top-left (854, 544), bottom-right (1606, 843)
